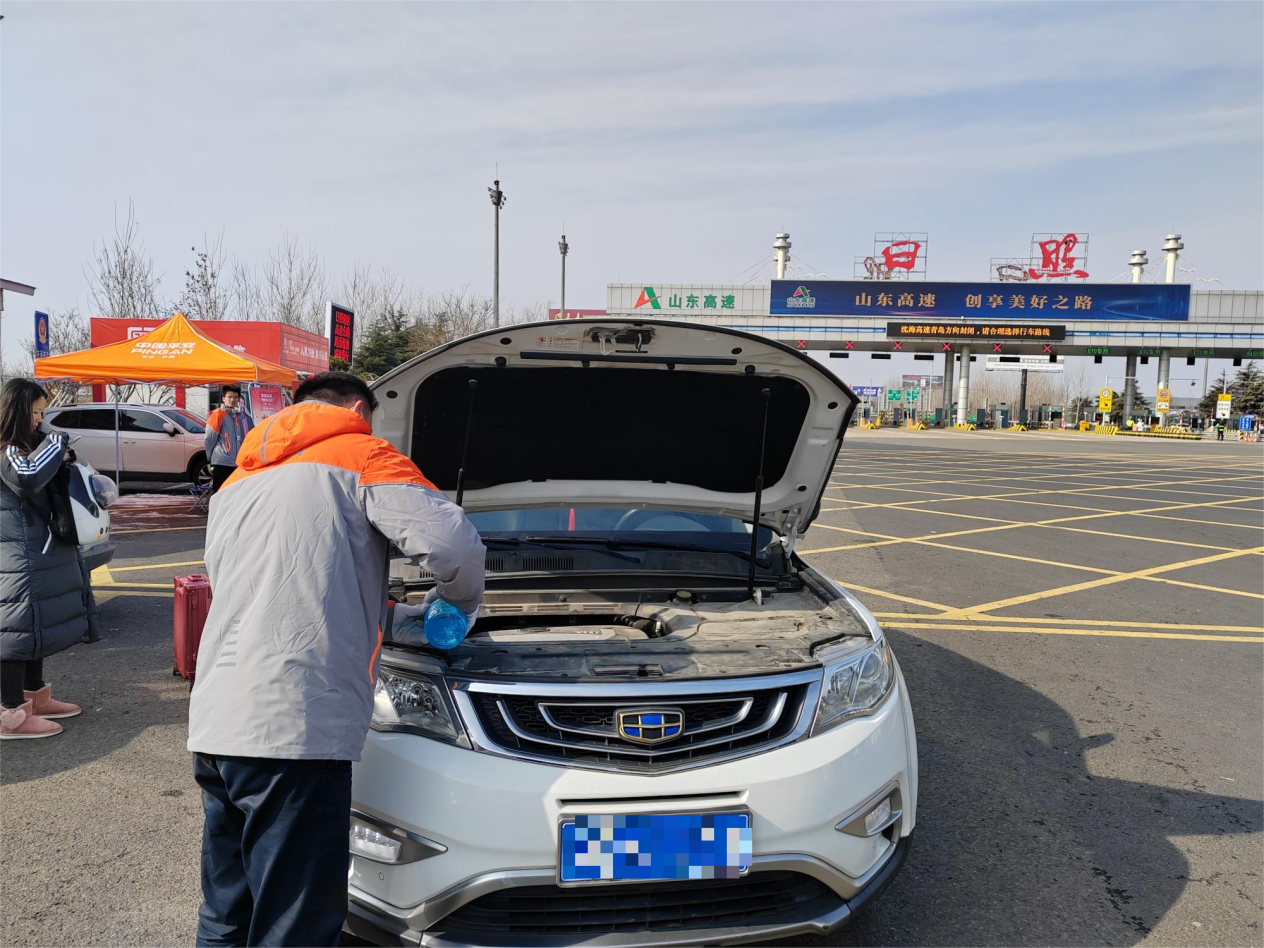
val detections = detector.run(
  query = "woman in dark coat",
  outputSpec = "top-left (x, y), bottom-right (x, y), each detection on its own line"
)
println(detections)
top-left (0, 378), bottom-right (91, 739)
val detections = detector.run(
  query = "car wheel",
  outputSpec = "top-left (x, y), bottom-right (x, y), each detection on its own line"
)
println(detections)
top-left (188, 453), bottom-right (211, 486)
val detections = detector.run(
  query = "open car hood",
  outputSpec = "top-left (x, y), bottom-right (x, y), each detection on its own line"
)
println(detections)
top-left (371, 319), bottom-right (858, 538)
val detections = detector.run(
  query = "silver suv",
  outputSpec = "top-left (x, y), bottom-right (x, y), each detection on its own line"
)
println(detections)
top-left (348, 319), bottom-right (918, 946)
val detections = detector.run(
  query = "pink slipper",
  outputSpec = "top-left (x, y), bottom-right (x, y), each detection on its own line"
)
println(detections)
top-left (0, 701), bottom-right (63, 740)
top-left (24, 684), bottom-right (81, 719)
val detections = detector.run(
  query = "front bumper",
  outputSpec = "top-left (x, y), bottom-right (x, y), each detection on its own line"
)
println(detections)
top-left (346, 834), bottom-right (913, 947)
top-left (346, 669), bottom-right (917, 947)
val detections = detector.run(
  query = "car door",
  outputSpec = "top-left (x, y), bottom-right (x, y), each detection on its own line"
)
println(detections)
top-left (120, 408), bottom-right (181, 477)
top-left (46, 408), bottom-right (118, 472)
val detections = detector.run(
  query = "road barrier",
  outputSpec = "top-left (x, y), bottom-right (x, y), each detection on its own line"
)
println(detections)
top-left (1094, 424), bottom-right (1120, 435)
top-left (1116, 428), bottom-right (1204, 440)
top-left (953, 422), bottom-right (977, 431)
top-left (862, 421), bottom-right (880, 429)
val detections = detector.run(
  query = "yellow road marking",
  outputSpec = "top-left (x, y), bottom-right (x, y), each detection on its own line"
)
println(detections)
top-left (832, 582), bottom-right (959, 614)
top-left (96, 589), bottom-right (174, 599)
top-left (113, 525), bottom-right (206, 534)
top-left (106, 559), bottom-right (205, 573)
top-left (90, 565), bottom-right (114, 585)
top-left (1136, 575), bottom-right (1264, 600)
top-left (871, 612), bottom-right (1264, 633)
top-left (883, 621), bottom-right (1262, 645)
top-left (955, 546), bottom-right (1264, 615)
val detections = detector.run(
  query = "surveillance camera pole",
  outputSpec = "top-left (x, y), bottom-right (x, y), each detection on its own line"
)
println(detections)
top-left (488, 179), bottom-right (507, 328)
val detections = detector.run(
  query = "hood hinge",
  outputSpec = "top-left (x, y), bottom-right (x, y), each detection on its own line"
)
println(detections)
top-left (781, 506), bottom-right (805, 555)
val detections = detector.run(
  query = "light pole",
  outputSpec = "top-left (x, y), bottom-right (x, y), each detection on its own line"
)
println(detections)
top-left (558, 232), bottom-right (569, 319)
top-left (488, 179), bottom-right (507, 327)
top-left (0, 278), bottom-right (37, 389)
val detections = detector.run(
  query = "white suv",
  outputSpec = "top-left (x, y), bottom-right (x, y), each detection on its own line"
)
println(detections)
top-left (44, 403), bottom-right (210, 484)
top-left (349, 319), bottom-right (917, 946)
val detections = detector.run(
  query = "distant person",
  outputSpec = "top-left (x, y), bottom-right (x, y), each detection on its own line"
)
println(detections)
top-left (0, 379), bottom-right (93, 740)
top-left (187, 371), bottom-right (485, 946)
top-left (205, 385), bottom-right (255, 493)
top-left (1215, 419), bottom-right (1226, 441)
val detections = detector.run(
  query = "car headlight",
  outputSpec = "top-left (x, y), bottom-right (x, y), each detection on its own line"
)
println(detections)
top-left (813, 638), bottom-right (894, 734)
top-left (371, 665), bottom-right (467, 745)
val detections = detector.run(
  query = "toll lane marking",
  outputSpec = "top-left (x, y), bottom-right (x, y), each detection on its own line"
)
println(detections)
top-left (89, 565), bottom-right (114, 585)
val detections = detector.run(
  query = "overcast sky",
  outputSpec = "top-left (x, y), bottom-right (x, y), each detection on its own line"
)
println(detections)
top-left (2, 1), bottom-right (1261, 389)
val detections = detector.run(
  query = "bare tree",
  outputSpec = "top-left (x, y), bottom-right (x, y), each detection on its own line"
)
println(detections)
top-left (413, 290), bottom-right (498, 352)
top-left (176, 233), bottom-right (230, 318)
top-left (340, 264), bottom-right (406, 348)
top-left (228, 259), bottom-right (265, 319)
top-left (85, 201), bottom-right (164, 319)
top-left (263, 234), bottom-right (327, 332)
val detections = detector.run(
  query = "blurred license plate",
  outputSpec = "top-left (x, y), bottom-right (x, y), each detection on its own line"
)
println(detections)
top-left (559, 812), bottom-right (752, 884)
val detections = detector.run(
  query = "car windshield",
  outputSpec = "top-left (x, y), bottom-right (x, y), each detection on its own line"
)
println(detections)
top-left (161, 409), bottom-right (206, 434)
top-left (467, 507), bottom-right (776, 558)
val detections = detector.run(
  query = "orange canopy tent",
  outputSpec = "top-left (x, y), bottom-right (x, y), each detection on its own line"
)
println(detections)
top-left (34, 313), bottom-right (299, 487)
top-left (34, 312), bottom-right (298, 386)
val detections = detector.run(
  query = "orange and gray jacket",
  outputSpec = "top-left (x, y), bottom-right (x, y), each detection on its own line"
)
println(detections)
top-left (187, 400), bottom-right (486, 761)
top-left (204, 407), bottom-right (255, 467)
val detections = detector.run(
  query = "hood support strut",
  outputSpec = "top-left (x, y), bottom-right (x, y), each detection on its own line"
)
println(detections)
top-left (747, 387), bottom-right (771, 602)
top-left (454, 379), bottom-right (478, 508)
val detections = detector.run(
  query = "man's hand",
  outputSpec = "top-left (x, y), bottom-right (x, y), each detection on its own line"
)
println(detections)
top-left (396, 594), bottom-right (480, 636)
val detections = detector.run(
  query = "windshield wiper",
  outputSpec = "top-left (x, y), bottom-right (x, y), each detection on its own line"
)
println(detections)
top-left (484, 535), bottom-right (640, 563)
top-left (525, 535), bottom-right (771, 567)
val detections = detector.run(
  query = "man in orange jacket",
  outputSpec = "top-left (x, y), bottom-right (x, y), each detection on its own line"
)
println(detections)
top-left (188, 371), bottom-right (485, 946)
top-left (204, 384), bottom-right (254, 493)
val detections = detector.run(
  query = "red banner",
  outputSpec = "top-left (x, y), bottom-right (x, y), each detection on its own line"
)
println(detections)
top-left (89, 318), bottom-right (329, 375)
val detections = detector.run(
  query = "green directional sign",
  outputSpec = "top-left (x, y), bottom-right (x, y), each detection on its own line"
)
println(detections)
top-left (906, 388), bottom-right (920, 402)
top-left (887, 388), bottom-right (902, 401)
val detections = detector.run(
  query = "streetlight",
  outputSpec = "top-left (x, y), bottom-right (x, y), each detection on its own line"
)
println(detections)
top-left (0, 277), bottom-right (37, 388)
top-left (558, 232), bottom-right (569, 319)
top-left (488, 178), bottom-right (507, 328)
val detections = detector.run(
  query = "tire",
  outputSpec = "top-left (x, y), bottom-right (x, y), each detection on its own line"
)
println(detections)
top-left (187, 453), bottom-right (211, 486)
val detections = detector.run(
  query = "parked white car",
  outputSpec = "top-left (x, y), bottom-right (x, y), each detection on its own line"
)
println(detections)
top-left (44, 403), bottom-right (210, 484)
top-left (347, 319), bottom-right (918, 946)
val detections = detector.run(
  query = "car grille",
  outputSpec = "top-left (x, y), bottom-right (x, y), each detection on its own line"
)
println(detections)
top-left (463, 674), bottom-right (816, 773)
top-left (436, 871), bottom-right (839, 938)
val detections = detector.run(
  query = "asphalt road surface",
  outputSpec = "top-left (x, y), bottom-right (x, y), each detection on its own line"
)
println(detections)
top-left (1, 430), bottom-right (1260, 947)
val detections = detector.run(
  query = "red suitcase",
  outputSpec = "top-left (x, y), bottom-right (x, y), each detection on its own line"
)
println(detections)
top-left (174, 574), bottom-right (212, 683)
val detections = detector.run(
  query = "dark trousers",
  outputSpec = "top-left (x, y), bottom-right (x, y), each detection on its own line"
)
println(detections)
top-left (211, 465), bottom-right (236, 494)
top-left (0, 659), bottom-right (44, 708)
top-left (1217, 429), bottom-right (1225, 440)
top-left (193, 754), bottom-right (352, 947)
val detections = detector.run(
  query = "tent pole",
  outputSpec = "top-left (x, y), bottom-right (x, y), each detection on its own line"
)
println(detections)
top-left (114, 385), bottom-right (121, 487)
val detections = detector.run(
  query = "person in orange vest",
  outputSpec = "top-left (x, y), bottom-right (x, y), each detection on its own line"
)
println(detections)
top-left (204, 385), bottom-right (255, 493)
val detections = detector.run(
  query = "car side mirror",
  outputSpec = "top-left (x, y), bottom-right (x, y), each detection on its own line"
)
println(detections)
top-left (163, 422), bottom-right (178, 436)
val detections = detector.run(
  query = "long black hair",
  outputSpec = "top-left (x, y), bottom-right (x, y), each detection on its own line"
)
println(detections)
top-left (0, 378), bottom-right (49, 453)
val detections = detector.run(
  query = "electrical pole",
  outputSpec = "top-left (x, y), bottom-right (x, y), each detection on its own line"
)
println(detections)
top-left (558, 232), bottom-right (569, 319)
top-left (488, 178), bottom-right (506, 327)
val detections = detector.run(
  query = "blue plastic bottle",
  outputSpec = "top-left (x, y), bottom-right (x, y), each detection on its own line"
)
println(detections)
top-left (424, 598), bottom-right (469, 650)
